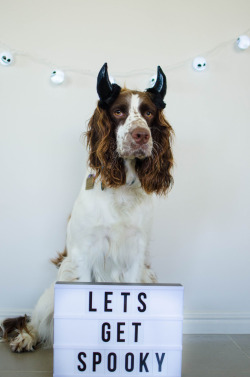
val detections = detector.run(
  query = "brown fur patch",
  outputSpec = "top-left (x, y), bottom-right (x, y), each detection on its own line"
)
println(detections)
top-left (1, 315), bottom-right (30, 341)
top-left (51, 215), bottom-right (71, 268)
top-left (51, 248), bottom-right (67, 268)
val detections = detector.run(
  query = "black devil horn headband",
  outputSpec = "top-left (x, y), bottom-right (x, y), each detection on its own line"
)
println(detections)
top-left (146, 66), bottom-right (167, 109)
top-left (97, 63), bottom-right (121, 108)
top-left (97, 63), bottom-right (167, 109)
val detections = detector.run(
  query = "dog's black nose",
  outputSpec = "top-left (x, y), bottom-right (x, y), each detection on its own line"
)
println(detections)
top-left (131, 128), bottom-right (150, 145)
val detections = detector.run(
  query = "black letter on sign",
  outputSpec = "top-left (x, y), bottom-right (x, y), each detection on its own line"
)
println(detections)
top-left (132, 322), bottom-right (141, 342)
top-left (125, 352), bottom-right (134, 372)
top-left (121, 292), bottom-right (130, 312)
top-left (139, 352), bottom-right (149, 372)
top-left (78, 352), bottom-right (86, 372)
top-left (89, 291), bottom-right (97, 312)
top-left (102, 322), bottom-right (111, 342)
top-left (117, 322), bottom-right (125, 342)
top-left (93, 352), bottom-right (102, 372)
top-left (104, 292), bottom-right (113, 312)
top-left (155, 353), bottom-right (165, 372)
top-left (107, 352), bottom-right (117, 372)
top-left (138, 292), bottom-right (147, 312)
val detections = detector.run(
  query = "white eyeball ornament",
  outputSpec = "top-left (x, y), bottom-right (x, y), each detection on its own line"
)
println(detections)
top-left (148, 74), bottom-right (157, 88)
top-left (1, 51), bottom-right (14, 66)
top-left (236, 35), bottom-right (250, 50)
top-left (192, 56), bottom-right (207, 71)
top-left (50, 69), bottom-right (65, 84)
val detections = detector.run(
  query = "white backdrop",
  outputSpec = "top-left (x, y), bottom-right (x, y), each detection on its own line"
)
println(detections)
top-left (0, 0), bottom-right (250, 333)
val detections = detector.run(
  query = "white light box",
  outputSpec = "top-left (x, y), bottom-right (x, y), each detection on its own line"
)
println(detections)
top-left (53, 283), bottom-right (184, 377)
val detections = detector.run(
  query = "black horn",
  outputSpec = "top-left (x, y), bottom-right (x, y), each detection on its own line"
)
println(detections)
top-left (97, 63), bottom-right (121, 108)
top-left (146, 66), bottom-right (167, 109)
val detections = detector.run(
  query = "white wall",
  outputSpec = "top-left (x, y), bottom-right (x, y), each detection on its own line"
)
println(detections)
top-left (0, 0), bottom-right (250, 333)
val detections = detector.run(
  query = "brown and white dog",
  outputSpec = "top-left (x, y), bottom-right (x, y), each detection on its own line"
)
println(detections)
top-left (1, 63), bottom-right (174, 352)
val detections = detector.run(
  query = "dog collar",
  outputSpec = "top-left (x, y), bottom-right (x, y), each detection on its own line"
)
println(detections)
top-left (85, 174), bottom-right (137, 191)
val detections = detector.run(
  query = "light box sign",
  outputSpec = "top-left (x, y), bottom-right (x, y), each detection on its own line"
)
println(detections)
top-left (53, 283), bottom-right (183, 377)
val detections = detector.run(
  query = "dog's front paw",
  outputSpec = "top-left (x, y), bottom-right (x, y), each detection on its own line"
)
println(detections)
top-left (10, 331), bottom-right (35, 353)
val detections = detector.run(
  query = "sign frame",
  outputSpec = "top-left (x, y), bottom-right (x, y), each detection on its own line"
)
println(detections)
top-left (53, 282), bottom-right (184, 377)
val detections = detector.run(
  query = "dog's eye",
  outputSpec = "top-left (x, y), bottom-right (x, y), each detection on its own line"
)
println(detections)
top-left (113, 110), bottom-right (124, 117)
top-left (145, 111), bottom-right (153, 118)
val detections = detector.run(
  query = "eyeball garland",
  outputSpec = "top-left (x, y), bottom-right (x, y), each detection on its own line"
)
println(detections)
top-left (50, 69), bottom-right (65, 84)
top-left (236, 35), bottom-right (250, 50)
top-left (1, 51), bottom-right (14, 66)
top-left (1, 31), bottom-right (249, 81)
top-left (148, 74), bottom-right (157, 88)
top-left (192, 56), bottom-right (207, 71)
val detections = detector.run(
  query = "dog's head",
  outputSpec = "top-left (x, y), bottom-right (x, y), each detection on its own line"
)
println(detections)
top-left (86, 63), bottom-right (174, 195)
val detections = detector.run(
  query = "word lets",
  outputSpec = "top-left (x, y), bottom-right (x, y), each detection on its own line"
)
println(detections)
top-left (89, 291), bottom-right (147, 313)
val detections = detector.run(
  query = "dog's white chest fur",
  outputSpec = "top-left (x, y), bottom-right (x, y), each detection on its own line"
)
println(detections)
top-left (64, 161), bottom-right (153, 283)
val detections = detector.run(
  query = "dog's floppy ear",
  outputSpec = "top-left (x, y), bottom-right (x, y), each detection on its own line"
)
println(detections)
top-left (146, 66), bottom-right (167, 109)
top-left (97, 63), bottom-right (121, 108)
top-left (135, 110), bottom-right (174, 195)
